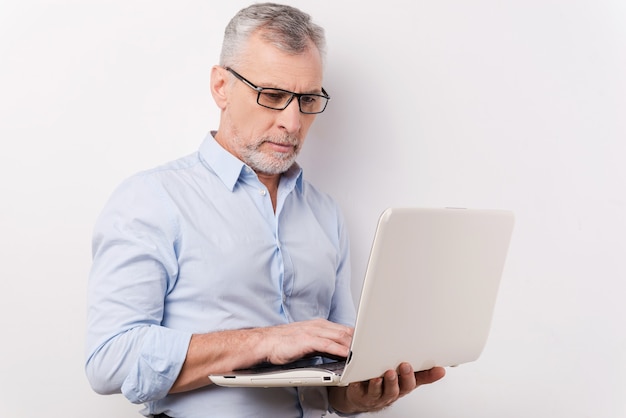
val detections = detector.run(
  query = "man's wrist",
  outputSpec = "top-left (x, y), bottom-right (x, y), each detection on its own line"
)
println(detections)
top-left (327, 386), bottom-right (359, 416)
top-left (328, 405), bottom-right (359, 417)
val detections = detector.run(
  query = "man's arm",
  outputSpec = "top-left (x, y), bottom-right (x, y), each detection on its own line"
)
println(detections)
top-left (327, 364), bottom-right (446, 415)
top-left (170, 319), bottom-right (354, 393)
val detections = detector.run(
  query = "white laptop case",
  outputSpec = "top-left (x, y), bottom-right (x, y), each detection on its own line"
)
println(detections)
top-left (210, 207), bottom-right (515, 387)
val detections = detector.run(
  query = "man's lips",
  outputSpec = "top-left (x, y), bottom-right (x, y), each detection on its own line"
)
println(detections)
top-left (265, 141), bottom-right (296, 153)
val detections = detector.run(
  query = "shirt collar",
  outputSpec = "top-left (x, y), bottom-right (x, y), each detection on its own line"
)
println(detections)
top-left (199, 131), bottom-right (303, 193)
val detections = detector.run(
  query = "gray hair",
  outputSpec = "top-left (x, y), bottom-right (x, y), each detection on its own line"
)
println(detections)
top-left (219, 3), bottom-right (326, 68)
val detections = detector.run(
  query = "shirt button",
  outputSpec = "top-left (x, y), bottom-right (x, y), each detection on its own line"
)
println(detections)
top-left (259, 189), bottom-right (266, 196)
top-left (282, 294), bottom-right (287, 302)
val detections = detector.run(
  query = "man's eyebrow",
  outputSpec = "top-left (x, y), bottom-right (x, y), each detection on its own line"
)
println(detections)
top-left (259, 84), bottom-right (324, 94)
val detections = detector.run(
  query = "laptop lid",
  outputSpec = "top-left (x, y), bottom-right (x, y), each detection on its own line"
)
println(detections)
top-left (210, 207), bottom-right (515, 387)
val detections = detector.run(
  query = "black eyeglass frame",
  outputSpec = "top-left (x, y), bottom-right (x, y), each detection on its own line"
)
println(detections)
top-left (224, 67), bottom-right (331, 114)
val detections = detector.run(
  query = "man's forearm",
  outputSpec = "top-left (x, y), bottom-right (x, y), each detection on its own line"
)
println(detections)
top-left (170, 328), bottom-right (267, 393)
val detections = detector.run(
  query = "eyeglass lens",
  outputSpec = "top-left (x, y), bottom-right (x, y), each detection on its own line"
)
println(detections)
top-left (258, 89), bottom-right (328, 114)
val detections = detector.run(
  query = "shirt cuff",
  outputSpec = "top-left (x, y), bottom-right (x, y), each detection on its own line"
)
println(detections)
top-left (121, 326), bottom-right (192, 404)
top-left (327, 405), bottom-right (361, 417)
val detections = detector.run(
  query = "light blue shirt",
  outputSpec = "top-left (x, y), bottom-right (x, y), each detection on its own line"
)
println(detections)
top-left (85, 133), bottom-right (356, 418)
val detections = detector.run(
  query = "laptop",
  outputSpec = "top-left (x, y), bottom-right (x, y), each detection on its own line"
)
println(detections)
top-left (210, 207), bottom-right (515, 387)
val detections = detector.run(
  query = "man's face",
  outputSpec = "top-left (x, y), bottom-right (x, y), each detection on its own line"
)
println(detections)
top-left (218, 32), bottom-right (324, 175)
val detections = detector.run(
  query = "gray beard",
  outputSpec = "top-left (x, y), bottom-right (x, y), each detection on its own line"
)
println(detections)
top-left (237, 135), bottom-right (300, 175)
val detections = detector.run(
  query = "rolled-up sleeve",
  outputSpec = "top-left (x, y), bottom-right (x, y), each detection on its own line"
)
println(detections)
top-left (85, 174), bottom-right (192, 403)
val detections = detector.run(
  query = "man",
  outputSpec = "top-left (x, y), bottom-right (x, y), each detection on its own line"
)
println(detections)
top-left (85, 3), bottom-right (444, 417)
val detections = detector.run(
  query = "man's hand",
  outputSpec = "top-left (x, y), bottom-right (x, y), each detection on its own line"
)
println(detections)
top-left (259, 318), bottom-right (354, 365)
top-left (328, 363), bottom-right (446, 414)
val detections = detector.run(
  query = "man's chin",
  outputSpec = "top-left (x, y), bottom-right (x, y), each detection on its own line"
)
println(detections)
top-left (255, 163), bottom-right (294, 176)
top-left (245, 153), bottom-right (298, 175)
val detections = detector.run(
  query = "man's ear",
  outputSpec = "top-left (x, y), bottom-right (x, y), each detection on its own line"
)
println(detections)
top-left (210, 66), bottom-right (229, 110)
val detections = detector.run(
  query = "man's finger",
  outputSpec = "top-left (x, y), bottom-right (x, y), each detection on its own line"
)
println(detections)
top-left (397, 363), bottom-right (417, 396)
top-left (381, 369), bottom-right (400, 399)
top-left (367, 377), bottom-right (384, 399)
top-left (414, 367), bottom-right (446, 386)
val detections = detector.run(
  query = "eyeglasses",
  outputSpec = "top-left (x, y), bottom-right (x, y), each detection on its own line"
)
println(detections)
top-left (224, 67), bottom-right (330, 114)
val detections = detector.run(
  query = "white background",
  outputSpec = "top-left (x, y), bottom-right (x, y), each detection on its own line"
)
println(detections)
top-left (1, 1), bottom-right (625, 417)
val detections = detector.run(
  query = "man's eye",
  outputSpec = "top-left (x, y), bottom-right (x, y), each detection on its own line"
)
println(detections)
top-left (300, 96), bottom-right (318, 105)
top-left (261, 92), bottom-right (288, 104)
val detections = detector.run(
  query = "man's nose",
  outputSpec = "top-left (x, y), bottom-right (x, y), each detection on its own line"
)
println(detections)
top-left (276, 98), bottom-right (302, 133)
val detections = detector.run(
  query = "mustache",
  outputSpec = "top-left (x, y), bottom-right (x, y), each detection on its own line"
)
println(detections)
top-left (260, 134), bottom-right (299, 146)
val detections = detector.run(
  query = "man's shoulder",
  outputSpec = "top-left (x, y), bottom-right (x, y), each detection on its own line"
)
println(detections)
top-left (110, 151), bottom-right (204, 199)
top-left (138, 151), bottom-right (202, 178)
